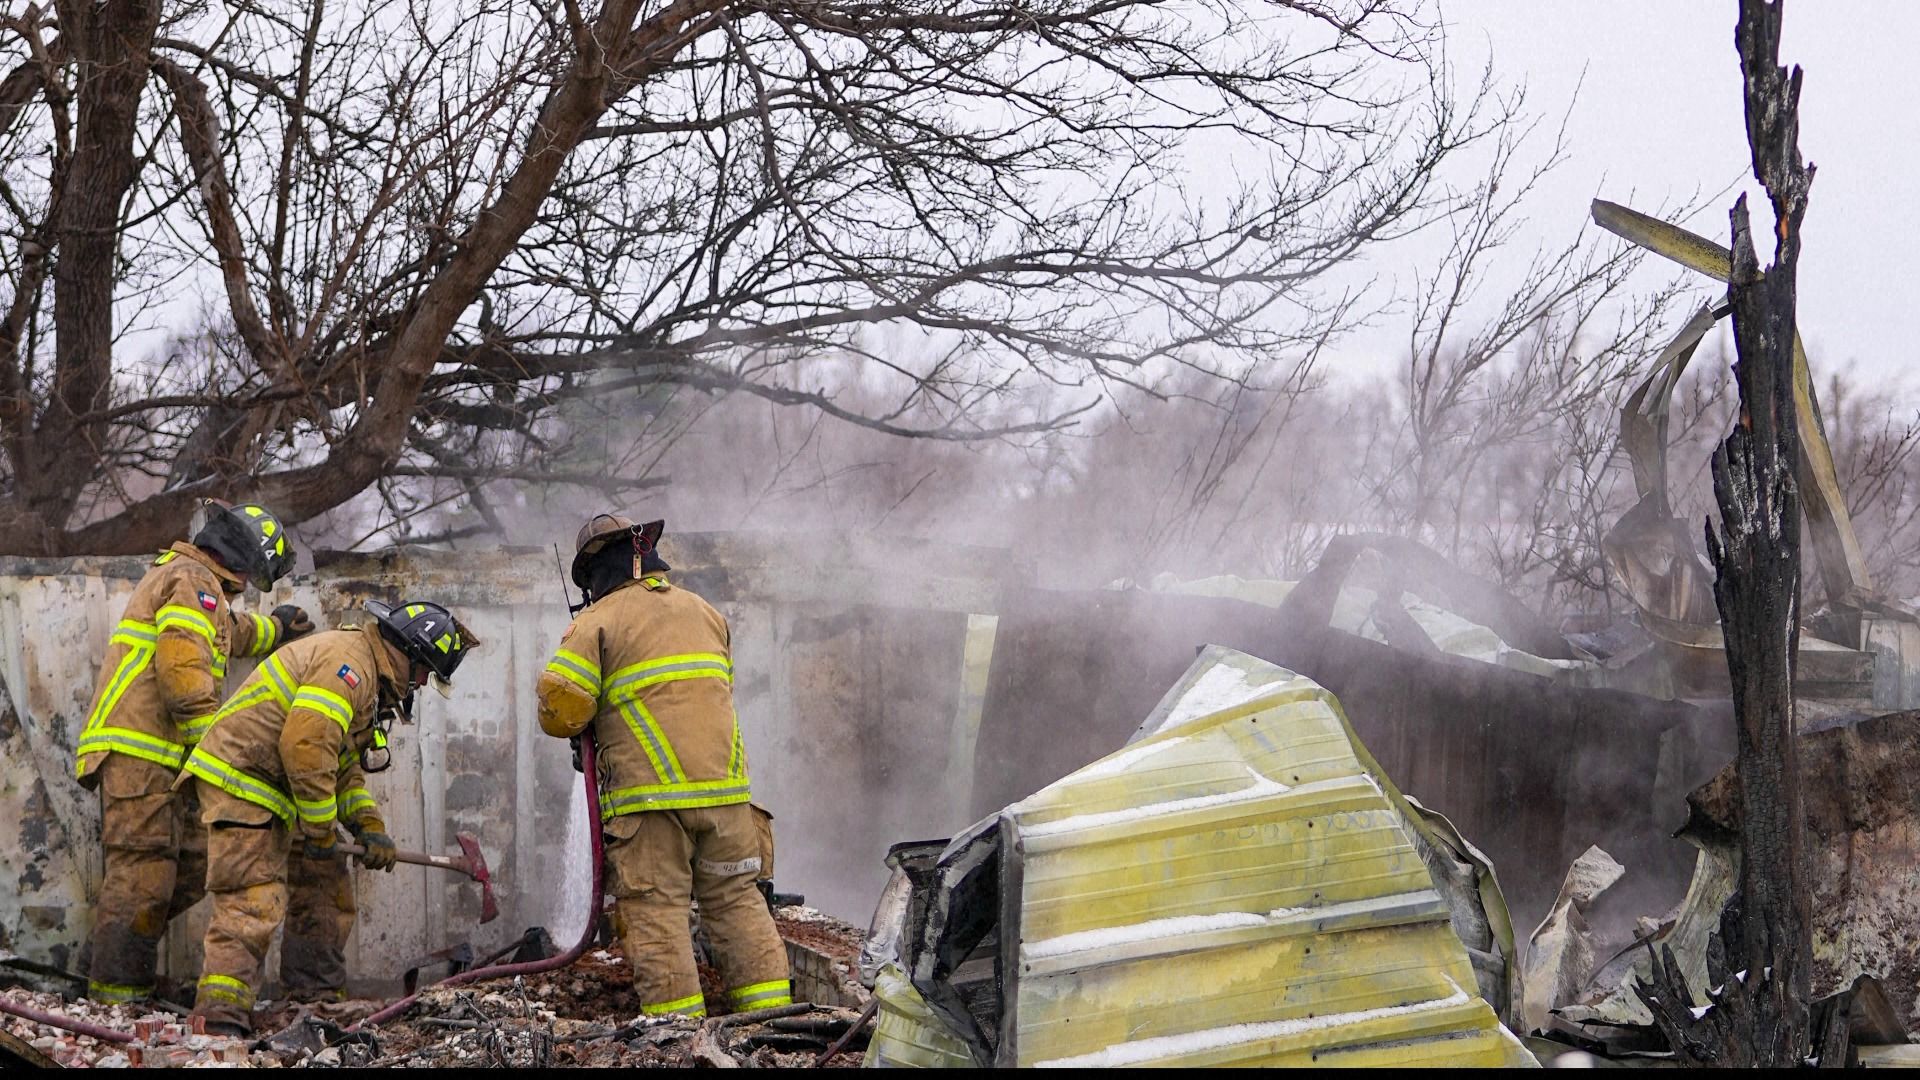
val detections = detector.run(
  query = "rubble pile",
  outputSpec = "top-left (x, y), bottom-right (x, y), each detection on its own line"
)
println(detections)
top-left (335, 984), bottom-right (867, 1068)
top-left (0, 905), bottom-right (871, 1068)
top-left (0, 989), bottom-right (270, 1067)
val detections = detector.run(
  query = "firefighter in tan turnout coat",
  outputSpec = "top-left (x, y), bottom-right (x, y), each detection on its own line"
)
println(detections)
top-left (180, 600), bottom-right (474, 1034)
top-left (74, 500), bottom-right (314, 1005)
top-left (537, 515), bottom-right (790, 1019)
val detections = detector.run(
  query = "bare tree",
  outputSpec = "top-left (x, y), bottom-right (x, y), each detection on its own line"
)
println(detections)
top-left (1826, 370), bottom-right (1920, 597)
top-left (1349, 106), bottom-right (1695, 618)
top-left (0, 0), bottom-right (1502, 554)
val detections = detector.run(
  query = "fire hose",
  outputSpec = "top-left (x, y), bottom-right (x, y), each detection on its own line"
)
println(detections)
top-left (0, 734), bottom-right (602, 1044)
top-left (0, 994), bottom-right (138, 1045)
top-left (355, 730), bottom-right (603, 1029)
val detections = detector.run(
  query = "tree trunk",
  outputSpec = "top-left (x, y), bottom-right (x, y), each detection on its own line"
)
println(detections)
top-left (1699, 0), bottom-right (1815, 1064)
top-left (32, 0), bottom-right (161, 542)
top-left (1634, 0), bottom-right (1818, 1065)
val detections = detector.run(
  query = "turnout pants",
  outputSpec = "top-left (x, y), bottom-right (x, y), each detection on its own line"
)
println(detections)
top-left (606, 803), bottom-right (791, 1017)
top-left (281, 850), bottom-right (356, 1000)
top-left (86, 754), bottom-right (207, 1003)
top-left (189, 783), bottom-right (294, 1032)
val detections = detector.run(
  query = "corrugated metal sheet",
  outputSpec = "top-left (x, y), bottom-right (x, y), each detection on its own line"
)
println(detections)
top-left (995, 647), bottom-right (1536, 1067)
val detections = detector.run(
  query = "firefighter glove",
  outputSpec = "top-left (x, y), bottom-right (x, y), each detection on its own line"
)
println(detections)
top-left (302, 832), bottom-right (338, 861)
top-left (355, 831), bottom-right (398, 872)
top-left (272, 604), bottom-right (316, 640)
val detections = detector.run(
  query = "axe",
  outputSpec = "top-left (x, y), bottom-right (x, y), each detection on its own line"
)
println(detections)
top-left (336, 831), bottom-right (499, 924)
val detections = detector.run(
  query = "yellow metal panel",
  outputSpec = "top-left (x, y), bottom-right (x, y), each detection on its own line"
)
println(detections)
top-left (865, 964), bottom-right (977, 1069)
top-left (1004, 647), bottom-right (1536, 1068)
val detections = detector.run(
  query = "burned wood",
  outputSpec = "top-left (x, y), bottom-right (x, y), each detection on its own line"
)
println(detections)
top-left (1660, 0), bottom-right (1817, 1066)
top-left (813, 996), bottom-right (880, 1067)
top-left (711, 1001), bottom-right (814, 1028)
top-left (690, 1024), bottom-right (742, 1069)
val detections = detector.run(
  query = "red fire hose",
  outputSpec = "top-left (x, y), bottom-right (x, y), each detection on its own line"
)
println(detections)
top-left (0, 994), bottom-right (138, 1045)
top-left (356, 732), bottom-right (603, 1029)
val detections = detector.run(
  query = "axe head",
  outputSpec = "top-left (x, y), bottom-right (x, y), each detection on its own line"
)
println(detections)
top-left (455, 832), bottom-right (499, 924)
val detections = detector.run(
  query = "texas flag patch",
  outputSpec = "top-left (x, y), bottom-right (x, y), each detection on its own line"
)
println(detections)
top-left (337, 664), bottom-right (360, 689)
top-left (197, 591), bottom-right (219, 612)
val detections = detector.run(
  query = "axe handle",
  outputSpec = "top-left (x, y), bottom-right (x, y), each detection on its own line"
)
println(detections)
top-left (335, 842), bottom-right (473, 877)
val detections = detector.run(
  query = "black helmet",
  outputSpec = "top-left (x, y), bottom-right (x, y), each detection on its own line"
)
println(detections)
top-left (191, 499), bottom-right (295, 592)
top-left (364, 599), bottom-right (474, 687)
top-left (569, 514), bottom-right (666, 591)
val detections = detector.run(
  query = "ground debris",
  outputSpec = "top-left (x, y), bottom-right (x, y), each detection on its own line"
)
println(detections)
top-left (0, 986), bottom-right (271, 1068)
top-left (0, 901), bottom-right (868, 1067)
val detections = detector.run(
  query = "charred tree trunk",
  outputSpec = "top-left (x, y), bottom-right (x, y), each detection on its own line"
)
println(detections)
top-left (1638, 0), bottom-right (1815, 1065)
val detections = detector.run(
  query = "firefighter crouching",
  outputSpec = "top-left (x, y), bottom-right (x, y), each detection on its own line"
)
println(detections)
top-left (74, 500), bottom-right (313, 1005)
top-left (538, 515), bottom-right (790, 1019)
top-left (178, 599), bottom-right (475, 1035)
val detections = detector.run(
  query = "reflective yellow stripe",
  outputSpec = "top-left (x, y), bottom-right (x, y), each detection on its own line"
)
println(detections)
top-left (87, 980), bottom-right (153, 1004)
top-left (616, 699), bottom-right (685, 785)
top-left (599, 779), bottom-right (752, 819)
top-left (728, 980), bottom-right (792, 1008)
top-left (75, 727), bottom-right (185, 772)
top-left (260, 655), bottom-right (295, 705)
top-left (156, 604), bottom-right (218, 645)
top-left (295, 793), bottom-right (338, 826)
top-left (181, 713), bottom-right (218, 745)
top-left (83, 621), bottom-right (157, 734)
top-left (292, 685), bottom-right (353, 733)
top-left (546, 649), bottom-right (602, 695)
top-left (606, 652), bottom-right (732, 697)
top-left (640, 992), bottom-right (707, 1017)
top-left (196, 973), bottom-right (254, 1008)
top-left (211, 654), bottom-right (227, 680)
top-left (210, 683), bottom-right (275, 726)
top-left (728, 714), bottom-right (746, 781)
top-left (338, 787), bottom-right (376, 819)
top-left (246, 611), bottom-right (278, 656)
top-left (154, 551), bottom-right (177, 565)
top-left (182, 748), bottom-right (295, 822)
top-left (80, 643), bottom-right (152, 737)
top-left (109, 618), bottom-right (157, 648)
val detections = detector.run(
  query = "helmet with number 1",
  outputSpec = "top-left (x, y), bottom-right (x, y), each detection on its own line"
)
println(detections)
top-left (190, 499), bottom-right (295, 592)
top-left (364, 599), bottom-right (475, 688)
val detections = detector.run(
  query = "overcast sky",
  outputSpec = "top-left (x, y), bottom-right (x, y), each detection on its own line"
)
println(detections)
top-left (1353, 2), bottom-right (1920, 389)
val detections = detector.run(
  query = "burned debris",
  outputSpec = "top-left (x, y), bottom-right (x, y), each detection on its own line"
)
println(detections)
top-left (0, 909), bottom-right (871, 1068)
top-left (4, 2), bottom-right (1919, 1071)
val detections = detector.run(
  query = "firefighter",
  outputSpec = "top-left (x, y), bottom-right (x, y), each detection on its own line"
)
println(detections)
top-left (74, 499), bottom-right (313, 1005)
top-left (537, 515), bottom-right (790, 1019)
top-left (180, 599), bottom-right (475, 1034)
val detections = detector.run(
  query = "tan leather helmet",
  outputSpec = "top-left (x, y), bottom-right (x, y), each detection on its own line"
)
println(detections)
top-left (570, 513), bottom-right (664, 590)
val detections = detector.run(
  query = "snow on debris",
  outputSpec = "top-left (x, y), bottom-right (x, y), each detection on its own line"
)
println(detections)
top-left (1031, 985), bottom-right (1473, 1068)
top-left (1023, 906), bottom-right (1314, 960)
top-left (1019, 772), bottom-right (1291, 839)
top-left (1072, 736), bottom-right (1186, 781)
top-left (1159, 664), bottom-right (1286, 729)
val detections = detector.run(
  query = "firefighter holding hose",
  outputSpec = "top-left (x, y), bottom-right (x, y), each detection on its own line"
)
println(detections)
top-left (537, 515), bottom-right (791, 1019)
top-left (180, 599), bottom-right (475, 1035)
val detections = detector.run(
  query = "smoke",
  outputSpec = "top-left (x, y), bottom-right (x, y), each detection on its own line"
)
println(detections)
top-left (303, 323), bottom-right (1920, 928)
